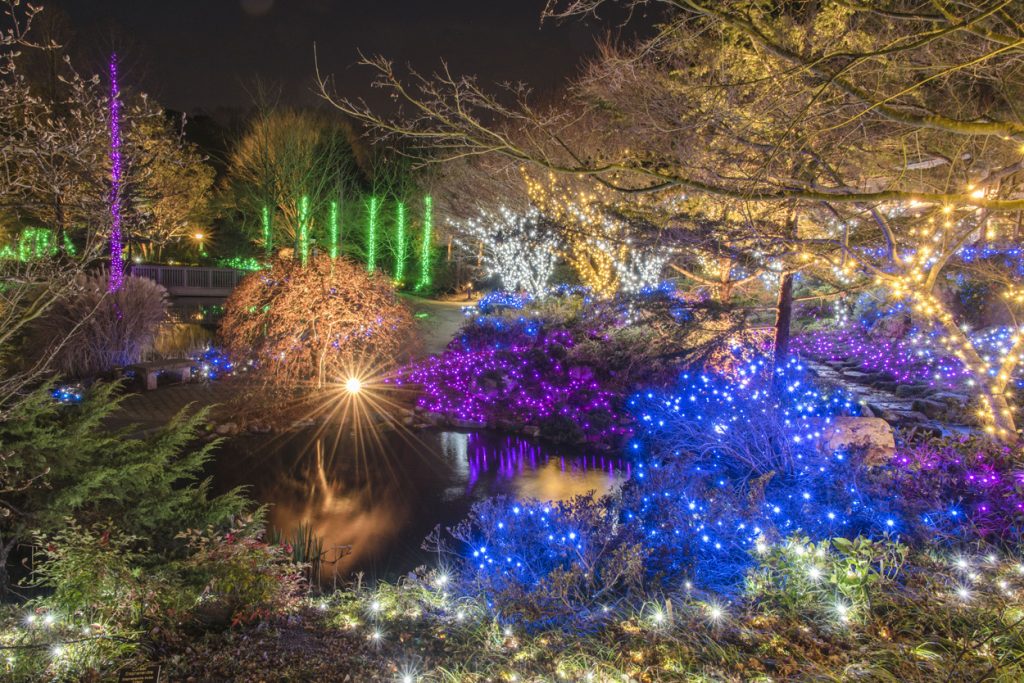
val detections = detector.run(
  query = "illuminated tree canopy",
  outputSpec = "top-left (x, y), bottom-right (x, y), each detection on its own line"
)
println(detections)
top-left (323, 0), bottom-right (1024, 442)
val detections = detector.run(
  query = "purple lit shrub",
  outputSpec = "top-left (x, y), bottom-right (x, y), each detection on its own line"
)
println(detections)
top-left (401, 316), bottom-right (626, 444)
top-left (882, 436), bottom-right (1024, 542)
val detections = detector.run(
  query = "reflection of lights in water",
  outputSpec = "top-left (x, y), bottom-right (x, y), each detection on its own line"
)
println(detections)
top-left (464, 432), bottom-right (628, 500)
top-left (440, 431), bottom-right (469, 477)
top-left (246, 431), bottom-right (629, 581)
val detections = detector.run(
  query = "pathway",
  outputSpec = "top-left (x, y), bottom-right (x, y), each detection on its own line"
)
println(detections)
top-left (106, 380), bottom-right (240, 434)
top-left (807, 359), bottom-right (974, 437)
top-left (401, 295), bottom-right (469, 357)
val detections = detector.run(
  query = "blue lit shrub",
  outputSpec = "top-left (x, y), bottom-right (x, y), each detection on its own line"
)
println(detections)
top-left (443, 494), bottom-right (647, 629)
top-left (442, 357), bottom-right (911, 627)
top-left (628, 356), bottom-right (860, 475)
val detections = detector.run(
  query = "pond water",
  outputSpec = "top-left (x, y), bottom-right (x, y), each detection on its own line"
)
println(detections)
top-left (214, 428), bottom-right (630, 581)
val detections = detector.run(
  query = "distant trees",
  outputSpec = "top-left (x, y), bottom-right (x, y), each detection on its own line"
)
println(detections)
top-left (453, 206), bottom-right (560, 295)
top-left (227, 108), bottom-right (360, 258)
top-left (126, 113), bottom-right (216, 261)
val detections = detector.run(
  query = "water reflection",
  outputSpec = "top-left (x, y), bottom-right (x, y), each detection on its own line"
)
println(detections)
top-left (216, 429), bottom-right (628, 580)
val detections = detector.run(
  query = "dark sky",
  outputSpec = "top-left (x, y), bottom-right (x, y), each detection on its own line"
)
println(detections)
top-left (43, 0), bottom-right (649, 114)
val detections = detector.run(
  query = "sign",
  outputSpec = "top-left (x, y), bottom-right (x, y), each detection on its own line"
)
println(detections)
top-left (118, 663), bottom-right (161, 683)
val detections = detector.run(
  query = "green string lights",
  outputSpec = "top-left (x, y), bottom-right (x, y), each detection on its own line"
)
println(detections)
top-left (262, 205), bottom-right (272, 257)
top-left (395, 201), bottom-right (407, 281)
top-left (329, 200), bottom-right (340, 259)
top-left (0, 227), bottom-right (75, 261)
top-left (367, 196), bottom-right (379, 272)
top-left (416, 195), bottom-right (433, 290)
top-left (298, 195), bottom-right (310, 267)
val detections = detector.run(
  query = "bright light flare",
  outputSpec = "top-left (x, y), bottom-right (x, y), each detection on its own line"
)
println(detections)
top-left (345, 376), bottom-right (363, 395)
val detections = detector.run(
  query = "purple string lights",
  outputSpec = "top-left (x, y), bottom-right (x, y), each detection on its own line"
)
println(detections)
top-left (394, 315), bottom-right (629, 445)
top-left (107, 54), bottom-right (124, 292)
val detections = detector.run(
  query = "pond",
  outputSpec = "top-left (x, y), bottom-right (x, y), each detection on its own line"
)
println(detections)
top-left (215, 428), bottom-right (630, 581)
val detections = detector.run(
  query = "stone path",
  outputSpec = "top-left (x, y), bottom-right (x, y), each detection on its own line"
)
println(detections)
top-left (401, 295), bottom-right (469, 357)
top-left (807, 359), bottom-right (974, 437)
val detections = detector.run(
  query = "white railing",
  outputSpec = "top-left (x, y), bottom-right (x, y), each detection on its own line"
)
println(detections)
top-left (130, 264), bottom-right (248, 296)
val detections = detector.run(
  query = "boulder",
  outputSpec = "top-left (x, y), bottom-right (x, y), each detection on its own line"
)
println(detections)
top-left (932, 392), bottom-right (969, 409)
top-left (841, 370), bottom-right (872, 381)
top-left (450, 417), bottom-right (487, 430)
top-left (895, 383), bottom-right (930, 398)
top-left (214, 422), bottom-right (239, 436)
top-left (814, 416), bottom-right (896, 466)
top-left (869, 313), bottom-right (911, 339)
top-left (889, 410), bottom-right (929, 424)
top-left (912, 398), bottom-right (948, 420)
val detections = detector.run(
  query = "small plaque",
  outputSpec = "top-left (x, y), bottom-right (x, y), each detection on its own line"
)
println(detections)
top-left (118, 663), bottom-right (161, 683)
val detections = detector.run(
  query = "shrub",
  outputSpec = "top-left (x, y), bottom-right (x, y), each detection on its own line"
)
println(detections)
top-left (0, 382), bottom-right (249, 589)
top-left (32, 270), bottom-right (168, 377)
top-left (745, 535), bottom-right (906, 627)
top-left (29, 521), bottom-right (182, 628)
top-left (442, 495), bottom-right (647, 628)
top-left (880, 435), bottom-right (1024, 542)
top-left (220, 256), bottom-right (415, 390)
top-left (400, 316), bottom-right (626, 444)
top-left (628, 356), bottom-right (859, 475)
top-left (179, 520), bottom-right (305, 627)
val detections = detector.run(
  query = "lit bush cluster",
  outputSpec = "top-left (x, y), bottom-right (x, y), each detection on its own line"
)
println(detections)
top-left (400, 287), bottom-right (749, 444)
top-left (435, 358), bottom-right (1024, 631)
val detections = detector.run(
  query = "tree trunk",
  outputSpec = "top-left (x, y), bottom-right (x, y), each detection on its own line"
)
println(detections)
top-left (0, 536), bottom-right (16, 596)
top-left (988, 393), bottom-right (1018, 443)
top-left (718, 256), bottom-right (733, 303)
top-left (943, 319), bottom-right (1019, 443)
top-left (773, 272), bottom-right (794, 364)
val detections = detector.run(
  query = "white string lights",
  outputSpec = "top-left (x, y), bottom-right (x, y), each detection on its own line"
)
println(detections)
top-left (454, 206), bottom-right (560, 296)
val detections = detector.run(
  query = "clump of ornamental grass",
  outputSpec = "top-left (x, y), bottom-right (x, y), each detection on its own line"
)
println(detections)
top-left (31, 270), bottom-right (168, 377)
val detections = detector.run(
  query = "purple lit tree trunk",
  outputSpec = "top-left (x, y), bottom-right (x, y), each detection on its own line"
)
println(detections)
top-left (107, 54), bottom-right (124, 292)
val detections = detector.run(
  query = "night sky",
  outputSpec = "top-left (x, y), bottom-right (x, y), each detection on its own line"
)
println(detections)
top-left (43, 0), bottom-right (649, 115)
